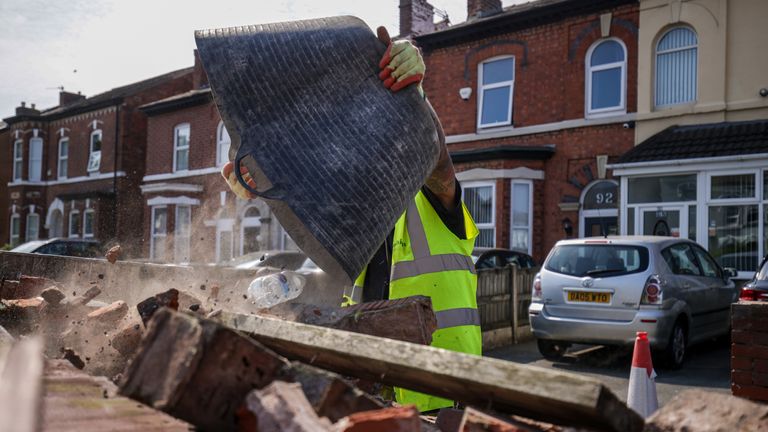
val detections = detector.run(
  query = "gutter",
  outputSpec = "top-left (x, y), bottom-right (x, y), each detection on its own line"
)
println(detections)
top-left (607, 152), bottom-right (768, 171)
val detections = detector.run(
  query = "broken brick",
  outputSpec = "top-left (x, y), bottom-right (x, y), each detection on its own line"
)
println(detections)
top-left (136, 289), bottom-right (179, 325)
top-left (105, 245), bottom-right (122, 264)
top-left (334, 405), bottom-right (421, 432)
top-left (87, 301), bottom-right (128, 324)
top-left (62, 348), bottom-right (86, 370)
top-left (240, 381), bottom-right (333, 431)
top-left (111, 321), bottom-right (144, 357)
top-left (72, 286), bottom-right (102, 306)
top-left (40, 287), bottom-right (66, 306)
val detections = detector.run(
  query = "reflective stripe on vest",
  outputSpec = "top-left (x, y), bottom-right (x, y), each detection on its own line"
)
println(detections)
top-left (435, 307), bottom-right (481, 329)
top-left (342, 284), bottom-right (363, 304)
top-left (390, 201), bottom-right (476, 282)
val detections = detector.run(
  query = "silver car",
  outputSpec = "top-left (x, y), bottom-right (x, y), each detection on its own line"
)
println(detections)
top-left (528, 236), bottom-right (738, 368)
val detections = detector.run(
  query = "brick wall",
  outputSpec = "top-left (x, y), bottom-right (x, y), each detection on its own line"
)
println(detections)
top-left (731, 301), bottom-right (768, 402)
top-left (418, 2), bottom-right (638, 262)
top-left (0, 127), bottom-right (9, 246)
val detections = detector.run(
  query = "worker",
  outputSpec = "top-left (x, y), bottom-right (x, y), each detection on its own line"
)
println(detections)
top-left (221, 27), bottom-right (481, 414)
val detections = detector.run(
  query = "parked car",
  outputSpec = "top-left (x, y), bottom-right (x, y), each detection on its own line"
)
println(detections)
top-left (528, 236), bottom-right (738, 368)
top-left (223, 250), bottom-right (308, 271)
top-left (740, 255), bottom-right (768, 301)
top-left (473, 248), bottom-right (536, 270)
top-left (10, 238), bottom-right (102, 258)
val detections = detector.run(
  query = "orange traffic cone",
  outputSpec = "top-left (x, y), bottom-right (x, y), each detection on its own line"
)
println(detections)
top-left (627, 331), bottom-right (658, 418)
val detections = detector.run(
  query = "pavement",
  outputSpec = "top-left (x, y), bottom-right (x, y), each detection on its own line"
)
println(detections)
top-left (487, 338), bottom-right (731, 407)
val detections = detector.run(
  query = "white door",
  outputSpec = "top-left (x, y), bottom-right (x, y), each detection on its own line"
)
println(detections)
top-left (638, 206), bottom-right (686, 238)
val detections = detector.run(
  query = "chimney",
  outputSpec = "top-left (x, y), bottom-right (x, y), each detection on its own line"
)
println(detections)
top-left (193, 49), bottom-right (209, 89)
top-left (59, 90), bottom-right (85, 106)
top-left (467, 0), bottom-right (503, 20)
top-left (15, 101), bottom-right (41, 117)
top-left (400, 0), bottom-right (438, 37)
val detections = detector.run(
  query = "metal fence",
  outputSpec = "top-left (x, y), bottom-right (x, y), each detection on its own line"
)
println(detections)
top-left (476, 265), bottom-right (539, 343)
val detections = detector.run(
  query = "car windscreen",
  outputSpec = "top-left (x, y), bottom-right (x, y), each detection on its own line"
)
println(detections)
top-left (544, 244), bottom-right (649, 277)
top-left (10, 240), bottom-right (47, 253)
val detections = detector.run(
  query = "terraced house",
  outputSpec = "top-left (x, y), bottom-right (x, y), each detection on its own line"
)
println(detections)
top-left (2, 69), bottom-right (193, 256)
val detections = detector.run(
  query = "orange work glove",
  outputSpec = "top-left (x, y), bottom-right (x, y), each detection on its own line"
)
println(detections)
top-left (377, 27), bottom-right (425, 95)
top-left (221, 161), bottom-right (256, 200)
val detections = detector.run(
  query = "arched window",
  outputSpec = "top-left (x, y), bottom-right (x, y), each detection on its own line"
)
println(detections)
top-left (240, 206), bottom-right (262, 255)
top-left (216, 121), bottom-right (231, 167)
top-left (655, 27), bottom-right (697, 107)
top-left (586, 39), bottom-right (626, 116)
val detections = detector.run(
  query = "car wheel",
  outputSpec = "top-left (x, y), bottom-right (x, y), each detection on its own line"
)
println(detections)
top-left (537, 339), bottom-right (570, 361)
top-left (664, 320), bottom-right (687, 369)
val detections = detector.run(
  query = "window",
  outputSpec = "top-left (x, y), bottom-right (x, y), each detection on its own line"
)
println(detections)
top-left (87, 130), bottom-right (102, 172)
top-left (174, 124), bottom-right (190, 172)
top-left (83, 209), bottom-right (95, 238)
top-left (463, 182), bottom-right (495, 248)
top-left (628, 175), bottom-right (697, 203)
top-left (10, 215), bottom-right (21, 247)
top-left (174, 205), bottom-right (191, 263)
top-left (240, 206), bottom-right (261, 255)
top-left (586, 39), bottom-right (626, 116)
top-left (478, 56), bottom-right (515, 128)
top-left (151, 207), bottom-right (168, 261)
top-left (656, 27), bottom-right (697, 107)
top-left (58, 137), bottom-right (69, 179)
top-left (217, 229), bottom-right (234, 262)
top-left (511, 181), bottom-right (532, 253)
top-left (28, 137), bottom-right (43, 182)
top-left (692, 245), bottom-right (721, 279)
top-left (26, 213), bottom-right (39, 241)
top-left (280, 226), bottom-right (299, 251)
top-left (216, 121), bottom-right (231, 166)
top-left (13, 139), bottom-right (23, 181)
top-left (710, 174), bottom-right (756, 200)
top-left (662, 243), bottom-right (701, 276)
top-left (68, 210), bottom-right (80, 238)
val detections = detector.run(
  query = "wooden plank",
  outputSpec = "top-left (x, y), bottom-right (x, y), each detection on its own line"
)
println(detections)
top-left (219, 311), bottom-right (643, 432)
top-left (41, 360), bottom-right (191, 431)
top-left (0, 337), bottom-right (45, 432)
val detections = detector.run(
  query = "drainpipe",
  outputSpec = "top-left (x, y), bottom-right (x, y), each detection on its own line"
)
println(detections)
top-left (113, 103), bottom-right (120, 242)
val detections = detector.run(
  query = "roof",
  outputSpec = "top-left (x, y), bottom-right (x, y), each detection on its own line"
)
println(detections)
top-left (4, 67), bottom-right (193, 123)
top-left (0, 121), bottom-right (7, 131)
top-left (414, 0), bottom-right (635, 49)
top-left (139, 88), bottom-right (212, 116)
top-left (450, 145), bottom-right (555, 163)
top-left (616, 120), bottom-right (768, 164)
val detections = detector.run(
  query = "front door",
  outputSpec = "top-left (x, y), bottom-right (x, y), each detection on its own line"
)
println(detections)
top-left (639, 206), bottom-right (686, 238)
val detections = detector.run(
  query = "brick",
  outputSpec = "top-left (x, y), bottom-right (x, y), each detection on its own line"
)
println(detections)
top-left (460, 407), bottom-right (527, 431)
top-left (71, 286), bottom-right (102, 306)
top-left (39, 287), bottom-right (65, 306)
top-left (755, 359), bottom-right (768, 373)
top-left (1, 277), bottom-right (57, 300)
top-left (105, 244), bottom-right (122, 264)
top-left (436, 408), bottom-right (464, 432)
top-left (731, 384), bottom-right (768, 402)
top-left (732, 301), bottom-right (768, 319)
top-left (732, 344), bottom-right (768, 360)
top-left (731, 330), bottom-right (752, 344)
top-left (731, 356), bottom-right (753, 370)
top-left (752, 332), bottom-right (768, 346)
top-left (751, 371), bottom-right (768, 387)
top-left (647, 389), bottom-right (768, 431)
top-left (119, 308), bottom-right (288, 431)
top-left (86, 300), bottom-right (128, 324)
top-left (240, 381), bottom-right (332, 432)
top-left (731, 370), bottom-right (752, 385)
top-left (136, 289), bottom-right (179, 325)
top-left (335, 406), bottom-right (421, 432)
top-left (111, 320), bottom-right (144, 357)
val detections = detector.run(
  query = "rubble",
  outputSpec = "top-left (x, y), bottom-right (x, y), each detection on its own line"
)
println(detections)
top-left (241, 381), bottom-right (334, 431)
top-left (644, 389), bottom-right (768, 431)
top-left (136, 288), bottom-right (179, 325)
top-left (105, 244), bottom-right (122, 264)
top-left (333, 405), bottom-right (421, 432)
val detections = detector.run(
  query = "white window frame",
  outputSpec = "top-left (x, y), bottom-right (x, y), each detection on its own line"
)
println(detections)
top-left (87, 130), bottom-right (102, 173)
top-left (173, 123), bottom-right (191, 173)
top-left (58, 137), bottom-right (69, 179)
top-left (150, 206), bottom-right (168, 261)
top-left (83, 209), bottom-right (95, 238)
top-left (10, 213), bottom-right (21, 247)
top-left (215, 219), bottom-right (235, 262)
top-left (462, 180), bottom-right (496, 248)
top-left (509, 180), bottom-right (533, 254)
top-left (240, 205), bottom-right (262, 256)
top-left (12, 139), bottom-right (23, 182)
top-left (28, 137), bottom-right (43, 182)
top-left (706, 170), bottom-right (759, 204)
top-left (174, 205), bottom-right (192, 263)
top-left (216, 121), bottom-right (231, 167)
top-left (585, 38), bottom-right (627, 118)
top-left (26, 213), bottom-right (40, 241)
top-left (655, 26), bottom-right (698, 108)
top-left (68, 210), bottom-right (80, 238)
top-left (477, 55), bottom-right (515, 129)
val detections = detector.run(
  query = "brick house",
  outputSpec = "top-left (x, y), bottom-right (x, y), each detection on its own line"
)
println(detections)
top-left (2, 69), bottom-right (193, 255)
top-left (0, 122), bottom-right (9, 247)
top-left (404, 0), bottom-right (639, 262)
top-left (139, 53), bottom-right (296, 264)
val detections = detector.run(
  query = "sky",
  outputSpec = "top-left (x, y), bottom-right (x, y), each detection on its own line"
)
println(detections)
top-left (0, 0), bottom-right (525, 119)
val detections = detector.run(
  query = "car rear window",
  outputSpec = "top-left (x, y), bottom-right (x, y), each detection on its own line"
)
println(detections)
top-left (544, 244), bottom-right (649, 277)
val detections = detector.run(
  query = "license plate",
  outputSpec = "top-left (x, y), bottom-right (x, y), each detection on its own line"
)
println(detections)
top-left (567, 291), bottom-right (611, 303)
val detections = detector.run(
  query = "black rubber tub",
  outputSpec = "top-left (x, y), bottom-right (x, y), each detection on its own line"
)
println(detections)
top-left (195, 16), bottom-right (441, 285)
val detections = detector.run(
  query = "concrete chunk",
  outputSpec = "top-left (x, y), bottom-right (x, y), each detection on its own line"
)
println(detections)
top-left (241, 381), bottom-right (333, 431)
top-left (644, 389), bottom-right (768, 431)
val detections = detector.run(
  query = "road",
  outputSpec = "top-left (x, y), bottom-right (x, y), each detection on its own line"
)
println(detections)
top-left (487, 338), bottom-right (731, 407)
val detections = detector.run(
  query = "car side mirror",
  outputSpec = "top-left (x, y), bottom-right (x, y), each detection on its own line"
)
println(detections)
top-left (723, 267), bottom-right (738, 279)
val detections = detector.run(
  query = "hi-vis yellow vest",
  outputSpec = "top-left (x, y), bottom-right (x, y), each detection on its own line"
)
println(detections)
top-left (343, 190), bottom-right (481, 412)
